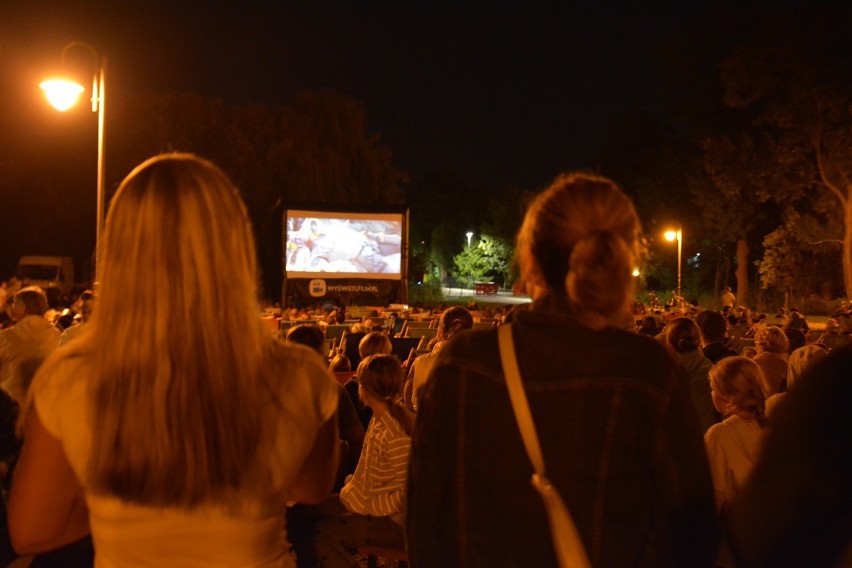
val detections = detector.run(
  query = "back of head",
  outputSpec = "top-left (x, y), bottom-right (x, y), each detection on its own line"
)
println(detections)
top-left (787, 344), bottom-right (828, 390)
top-left (696, 310), bottom-right (727, 344)
top-left (329, 353), bottom-right (352, 373)
top-left (517, 172), bottom-right (641, 330)
top-left (666, 317), bottom-right (702, 354)
top-left (14, 286), bottom-right (48, 317)
top-left (286, 324), bottom-right (325, 355)
top-left (709, 356), bottom-right (767, 423)
top-left (784, 328), bottom-right (806, 353)
top-left (438, 306), bottom-right (474, 340)
top-left (73, 153), bottom-right (270, 507)
top-left (357, 353), bottom-right (412, 435)
top-left (755, 325), bottom-right (789, 354)
top-left (358, 331), bottom-right (392, 358)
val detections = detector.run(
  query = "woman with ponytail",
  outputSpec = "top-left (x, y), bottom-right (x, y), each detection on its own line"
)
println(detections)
top-left (407, 172), bottom-right (718, 567)
top-left (315, 354), bottom-right (413, 567)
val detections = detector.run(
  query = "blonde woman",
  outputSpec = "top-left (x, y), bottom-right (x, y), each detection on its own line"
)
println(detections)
top-left (8, 155), bottom-right (339, 566)
top-left (407, 173), bottom-right (717, 567)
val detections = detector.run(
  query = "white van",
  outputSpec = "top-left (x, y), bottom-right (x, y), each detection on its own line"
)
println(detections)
top-left (17, 256), bottom-right (75, 297)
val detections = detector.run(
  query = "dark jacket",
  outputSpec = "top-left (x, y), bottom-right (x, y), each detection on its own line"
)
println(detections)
top-left (406, 303), bottom-right (718, 567)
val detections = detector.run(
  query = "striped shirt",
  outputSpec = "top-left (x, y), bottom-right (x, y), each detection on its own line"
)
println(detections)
top-left (339, 411), bottom-right (411, 524)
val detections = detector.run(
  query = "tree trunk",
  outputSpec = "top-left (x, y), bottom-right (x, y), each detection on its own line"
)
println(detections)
top-left (736, 238), bottom-right (749, 308)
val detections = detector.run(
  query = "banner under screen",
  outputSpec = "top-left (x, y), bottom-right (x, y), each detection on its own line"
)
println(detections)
top-left (285, 210), bottom-right (403, 279)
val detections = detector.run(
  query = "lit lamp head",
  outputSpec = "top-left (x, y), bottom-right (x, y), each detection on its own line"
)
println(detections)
top-left (664, 230), bottom-right (678, 242)
top-left (40, 78), bottom-right (85, 111)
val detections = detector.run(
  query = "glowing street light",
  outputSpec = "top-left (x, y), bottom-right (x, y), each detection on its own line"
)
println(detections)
top-left (466, 231), bottom-right (473, 249)
top-left (664, 224), bottom-right (683, 301)
top-left (40, 42), bottom-right (107, 269)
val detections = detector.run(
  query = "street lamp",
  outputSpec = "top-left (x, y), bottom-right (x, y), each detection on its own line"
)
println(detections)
top-left (466, 231), bottom-right (473, 249)
top-left (40, 42), bottom-right (107, 270)
top-left (664, 224), bottom-right (683, 302)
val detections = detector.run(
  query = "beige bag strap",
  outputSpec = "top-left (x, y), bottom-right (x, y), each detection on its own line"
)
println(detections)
top-left (498, 323), bottom-right (592, 568)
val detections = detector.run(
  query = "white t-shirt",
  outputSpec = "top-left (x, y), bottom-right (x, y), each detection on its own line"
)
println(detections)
top-left (34, 342), bottom-right (338, 568)
top-left (704, 414), bottom-right (767, 513)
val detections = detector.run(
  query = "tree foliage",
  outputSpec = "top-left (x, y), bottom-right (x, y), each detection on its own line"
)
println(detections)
top-left (716, 4), bottom-right (852, 299)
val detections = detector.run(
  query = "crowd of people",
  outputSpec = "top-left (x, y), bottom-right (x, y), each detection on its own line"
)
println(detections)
top-left (0, 155), bottom-right (849, 567)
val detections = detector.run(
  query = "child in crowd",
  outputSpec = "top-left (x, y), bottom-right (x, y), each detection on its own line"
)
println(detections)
top-left (705, 356), bottom-right (769, 567)
top-left (705, 356), bottom-right (769, 513)
top-left (314, 354), bottom-right (414, 567)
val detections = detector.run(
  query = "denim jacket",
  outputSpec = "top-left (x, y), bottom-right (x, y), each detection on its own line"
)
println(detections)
top-left (406, 303), bottom-right (718, 567)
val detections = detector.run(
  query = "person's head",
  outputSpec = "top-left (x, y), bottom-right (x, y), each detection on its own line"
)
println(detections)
top-left (755, 325), bottom-right (789, 354)
top-left (709, 356), bottom-right (768, 425)
top-left (286, 324), bottom-right (325, 356)
top-left (52, 153), bottom-right (272, 508)
top-left (784, 328), bottom-right (806, 354)
top-left (437, 306), bottom-right (474, 341)
top-left (787, 344), bottom-right (829, 391)
top-left (356, 353), bottom-right (413, 435)
top-left (666, 317), bottom-right (702, 354)
top-left (516, 172), bottom-right (641, 329)
top-left (358, 331), bottom-right (392, 358)
top-left (638, 315), bottom-right (660, 335)
top-left (695, 310), bottom-right (728, 345)
top-left (12, 286), bottom-right (48, 320)
top-left (78, 290), bottom-right (95, 323)
top-left (328, 353), bottom-right (352, 373)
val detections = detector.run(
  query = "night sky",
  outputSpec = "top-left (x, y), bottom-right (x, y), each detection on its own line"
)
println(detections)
top-left (1, 1), bottom-right (721, 281)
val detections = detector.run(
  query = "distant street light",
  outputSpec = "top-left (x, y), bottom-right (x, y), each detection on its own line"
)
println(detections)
top-left (40, 42), bottom-right (107, 270)
top-left (664, 224), bottom-right (683, 301)
top-left (466, 231), bottom-right (473, 249)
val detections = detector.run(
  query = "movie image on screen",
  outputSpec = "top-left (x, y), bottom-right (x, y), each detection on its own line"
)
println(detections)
top-left (285, 210), bottom-right (403, 279)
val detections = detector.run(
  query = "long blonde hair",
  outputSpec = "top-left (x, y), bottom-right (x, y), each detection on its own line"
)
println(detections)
top-left (47, 154), bottom-right (273, 507)
top-left (517, 172), bottom-right (641, 330)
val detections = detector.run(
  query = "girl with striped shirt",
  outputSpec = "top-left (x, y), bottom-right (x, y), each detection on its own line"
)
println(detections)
top-left (315, 354), bottom-right (414, 567)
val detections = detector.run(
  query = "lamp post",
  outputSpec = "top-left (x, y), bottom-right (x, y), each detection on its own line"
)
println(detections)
top-left (40, 42), bottom-right (107, 271)
top-left (664, 225), bottom-right (683, 302)
top-left (466, 231), bottom-right (473, 249)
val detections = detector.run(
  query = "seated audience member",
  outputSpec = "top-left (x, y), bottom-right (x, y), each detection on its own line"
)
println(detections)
top-left (407, 173), bottom-right (717, 567)
top-left (315, 354), bottom-right (413, 567)
top-left (287, 324), bottom-right (326, 358)
top-left (7, 154), bottom-right (339, 565)
top-left (753, 326), bottom-right (789, 396)
top-left (728, 348), bottom-right (852, 567)
top-left (666, 317), bottom-right (720, 432)
top-left (329, 353), bottom-right (352, 374)
top-left (404, 306), bottom-right (473, 411)
top-left (344, 332), bottom-right (392, 429)
top-left (696, 310), bottom-right (737, 364)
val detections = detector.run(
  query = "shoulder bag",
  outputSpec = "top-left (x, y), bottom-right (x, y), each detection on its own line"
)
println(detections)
top-left (497, 323), bottom-right (592, 568)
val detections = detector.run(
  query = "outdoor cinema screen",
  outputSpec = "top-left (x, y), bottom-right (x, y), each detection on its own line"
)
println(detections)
top-left (285, 210), bottom-right (404, 279)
